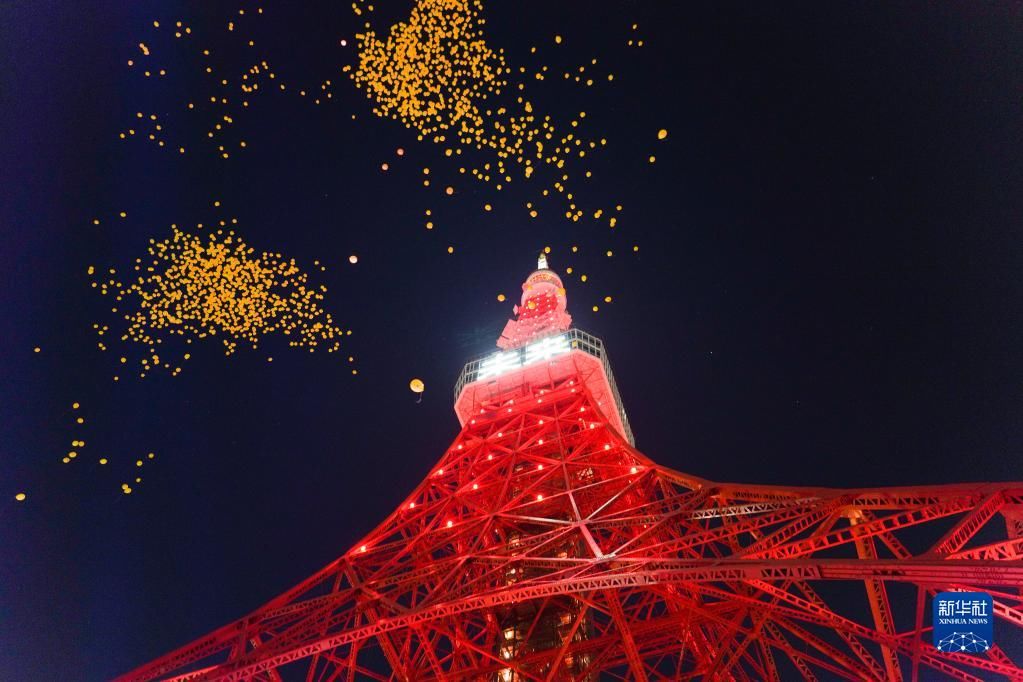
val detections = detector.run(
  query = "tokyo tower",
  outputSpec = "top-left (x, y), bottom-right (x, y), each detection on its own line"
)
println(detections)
top-left (120, 257), bottom-right (1023, 681)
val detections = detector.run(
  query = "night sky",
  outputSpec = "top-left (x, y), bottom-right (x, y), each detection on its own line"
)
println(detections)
top-left (2, 2), bottom-right (1022, 679)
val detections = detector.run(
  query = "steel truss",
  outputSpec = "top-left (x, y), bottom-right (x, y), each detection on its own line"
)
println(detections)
top-left (118, 371), bottom-right (1023, 681)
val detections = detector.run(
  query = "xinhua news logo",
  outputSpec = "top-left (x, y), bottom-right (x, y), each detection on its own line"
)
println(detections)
top-left (933, 592), bottom-right (993, 654)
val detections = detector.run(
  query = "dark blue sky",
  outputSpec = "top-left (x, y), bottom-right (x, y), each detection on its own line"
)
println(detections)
top-left (2, 2), bottom-right (1022, 678)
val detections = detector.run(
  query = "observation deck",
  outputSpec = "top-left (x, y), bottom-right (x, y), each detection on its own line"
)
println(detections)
top-left (454, 328), bottom-right (635, 446)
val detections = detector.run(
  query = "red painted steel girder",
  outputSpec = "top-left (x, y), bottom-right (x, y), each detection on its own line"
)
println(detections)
top-left (118, 370), bottom-right (1023, 681)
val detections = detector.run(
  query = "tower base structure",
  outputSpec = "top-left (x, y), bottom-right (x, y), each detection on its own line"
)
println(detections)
top-left (118, 358), bottom-right (1023, 681)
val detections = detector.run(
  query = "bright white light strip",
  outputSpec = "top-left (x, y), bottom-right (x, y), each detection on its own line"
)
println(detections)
top-left (477, 350), bottom-right (523, 379)
top-left (475, 334), bottom-right (571, 381)
top-left (523, 334), bottom-right (571, 365)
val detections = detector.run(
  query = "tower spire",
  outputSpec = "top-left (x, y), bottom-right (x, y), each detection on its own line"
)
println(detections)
top-left (496, 255), bottom-right (572, 350)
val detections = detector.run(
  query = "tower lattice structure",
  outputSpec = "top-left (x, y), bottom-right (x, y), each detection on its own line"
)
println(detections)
top-left (120, 258), bottom-right (1023, 681)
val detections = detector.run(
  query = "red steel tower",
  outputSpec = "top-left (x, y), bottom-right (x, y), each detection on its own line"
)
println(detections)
top-left (120, 258), bottom-right (1023, 681)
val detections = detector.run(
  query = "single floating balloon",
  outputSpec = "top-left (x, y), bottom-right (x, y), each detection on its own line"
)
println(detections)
top-left (15, 492), bottom-right (26, 502)
top-left (409, 378), bottom-right (425, 393)
top-left (349, 254), bottom-right (359, 264)
top-left (657, 129), bottom-right (668, 140)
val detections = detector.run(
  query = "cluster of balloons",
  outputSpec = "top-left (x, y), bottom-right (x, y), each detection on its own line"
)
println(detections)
top-left (124, 6), bottom-right (351, 162)
top-left (347, 0), bottom-right (620, 227)
top-left (23, 399), bottom-right (163, 499)
top-left (89, 222), bottom-right (348, 378)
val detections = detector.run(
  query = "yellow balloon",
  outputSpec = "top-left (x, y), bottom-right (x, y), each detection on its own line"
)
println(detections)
top-left (409, 378), bottom-right (425, 393)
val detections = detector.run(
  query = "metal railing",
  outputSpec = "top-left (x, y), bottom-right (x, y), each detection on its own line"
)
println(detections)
top-left (453, 329), bottom-right (635, 445)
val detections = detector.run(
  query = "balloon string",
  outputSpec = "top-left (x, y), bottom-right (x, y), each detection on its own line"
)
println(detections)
top-left (416, 393), bottom-right (423, 404)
